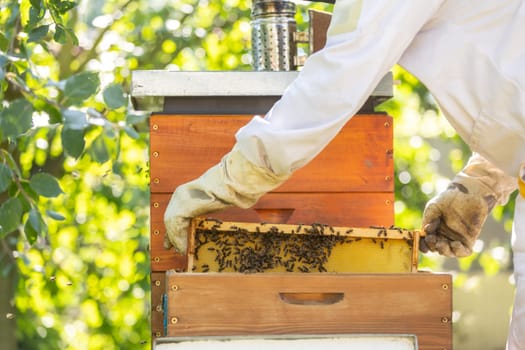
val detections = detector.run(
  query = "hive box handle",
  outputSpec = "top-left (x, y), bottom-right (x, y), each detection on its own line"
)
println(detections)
top-left (279, 292), bottom-right (344, 305)
top-left (255, 208), bottom-right (295, 223)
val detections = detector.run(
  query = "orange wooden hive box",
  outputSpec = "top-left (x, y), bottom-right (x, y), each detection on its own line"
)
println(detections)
top-left (149, 113), bottom-right (395, 272)
top-left (148, 112), bottom-right (398, 336)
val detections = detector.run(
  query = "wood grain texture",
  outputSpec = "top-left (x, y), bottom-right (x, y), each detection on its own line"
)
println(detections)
top-left (165, 272), bottom-right (452, 350)
top-left (149, 114), bottom-right (393, 194)
top-left (309, 9), bottom-right (331, 53)
top-left (151, 272), bottom-right (166, 338)
top-left (150, 192), bottom-right (394, 272)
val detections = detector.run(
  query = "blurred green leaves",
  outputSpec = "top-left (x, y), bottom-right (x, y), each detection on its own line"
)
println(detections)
top-left (29, 173), bottom-right (63, 198)
top-left (0, 99), bottom-right (34, 140)
top-left (61, 72), bottom-right (100, 106)
top-left (0, 198), bottom-right (23, 237)
top-left (1, 0), bottom-right (151, 348)
top-left (0, 163), bottom-right (13, 193)
top-left (61, 128), bottom-right (85, 159)
top-left (103, 84), bottom-right (127, 109)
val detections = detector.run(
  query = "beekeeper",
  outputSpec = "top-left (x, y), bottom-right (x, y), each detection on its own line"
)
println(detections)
top-left (163, 1), bottom-right (525, 348)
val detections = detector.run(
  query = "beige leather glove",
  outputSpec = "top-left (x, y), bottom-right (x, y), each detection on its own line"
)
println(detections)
top-left (163, 144), bottom-right (290, 254)
top-left (420, 153), bottom-right (517, 257)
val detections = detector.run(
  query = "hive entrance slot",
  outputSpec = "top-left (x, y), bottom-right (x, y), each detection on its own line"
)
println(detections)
top-left (279, 292), bottom-right (344, 305)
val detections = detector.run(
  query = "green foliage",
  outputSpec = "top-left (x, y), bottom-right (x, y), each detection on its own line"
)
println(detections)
top-left (0, 163), bottom-right (13, 192)
top-left (0, 99), bottom-right (34, 139)
top-left (1, 0), bottom-right (151, 348)
top-left (103, 84), bottom-right (127, 110)
top-left (0, 198), bottom-right (23, 237)
top-left (61, 71), bottom-right (100, 106)
top-left (29, 172), bottom-right (63, 197)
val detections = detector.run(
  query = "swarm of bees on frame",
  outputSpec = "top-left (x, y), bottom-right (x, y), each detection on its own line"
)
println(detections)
top-left (190, 219), bottom-right (414, 273)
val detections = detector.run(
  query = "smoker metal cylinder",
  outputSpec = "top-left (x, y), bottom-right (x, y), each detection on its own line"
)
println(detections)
top-left (251, 0), bottom-right (297, 71)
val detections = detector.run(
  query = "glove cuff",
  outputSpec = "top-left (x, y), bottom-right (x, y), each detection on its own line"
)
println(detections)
top-left (202, 144), bottom-right (290, 209)
top-left (454, 153), bottom-right (517, 206)
top-left (164, 146), bottom-right (291, 252)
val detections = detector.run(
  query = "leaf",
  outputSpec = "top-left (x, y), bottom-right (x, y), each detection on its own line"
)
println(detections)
top-left (103, 84), bottom-right (127, 109)
top-left (17, 185), bottom-right (35, 210)
top-left (61, 71), bottom-right (100, 106)
top-left (0, 163), bottom-right (13, 193)
top-left (62, 108), bottom-right (88, 130)
top-left (25, 207), bottom-right (43, 244)
top-left (53, 24), bottom-right (67, 44)
top-left (123, 125), bottom-right (139, 140)
top-left (29, 172), bottom-right (63, 198)
top-left (42, 103), bottom-right (61, 124)
top-left (0, 197), bottom-right (23, 237)
top-left (0, 32), bottom-right (8, 52)
top-left (90, 135), bottom-right (110, 163)
top-left (30, 0), bottom-right (43, 9)
top-left (28, 5), bottom-right (46, 28)
top-left (24, 220), bottom-right (38, 245)
top-left (61, 127), bottom-right (85, 158)
top-left (65, 27), bottom-right (79, 46)
top-left (28, 24), bottom-right (49, 43)
top-left (0, 99), bottom-right (34, 139)
top-left (126, 112), bottom-right (149, 125)
top-left (62, 127), bottom-right (86, 159)
top-left (46, 210), bottom-right (65, 221)
top-left (51, 0), bottom-right (77, 14)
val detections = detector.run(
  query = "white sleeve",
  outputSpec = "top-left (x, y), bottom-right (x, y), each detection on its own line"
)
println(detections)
top-left (235, 0), bottom-right (444, 175)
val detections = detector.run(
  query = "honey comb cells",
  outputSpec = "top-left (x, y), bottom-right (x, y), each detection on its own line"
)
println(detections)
top-left (188, 219), bottom-right (419, 273)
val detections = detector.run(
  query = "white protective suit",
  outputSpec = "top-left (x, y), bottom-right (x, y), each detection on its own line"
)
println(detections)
top-left (234, 2), bottom-right (525, 347)
top-left (164, 0), bottom-right (525, 347)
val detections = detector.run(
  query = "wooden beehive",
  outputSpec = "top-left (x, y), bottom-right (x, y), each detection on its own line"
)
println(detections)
top-left (164, 272), bottom-right (453, 350)
top-left (187, 218), bottom-right (421, 273)
top-left (149, 113), bottom-right (394, 338)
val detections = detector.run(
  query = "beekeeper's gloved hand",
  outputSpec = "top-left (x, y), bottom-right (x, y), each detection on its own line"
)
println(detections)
top-left (163, 144), bottom-right (290, 254)
top-left (420, 153), bottom-right (517, 257)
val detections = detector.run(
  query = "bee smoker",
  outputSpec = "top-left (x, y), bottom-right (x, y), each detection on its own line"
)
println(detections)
top-left (250, 0), bottom-right (335, 71)
top-left (251, 0), bottom-right (298, 71)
